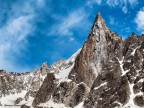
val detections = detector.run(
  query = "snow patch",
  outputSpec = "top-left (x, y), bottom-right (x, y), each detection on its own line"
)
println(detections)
top-left (131, 46), bottom-right (140, 56)
top-left (55, 63), bottom-right (74, 84)
top-left (94, 82), bottom-right (107, 90)
top-left (123, 82), bottom-right (142, 108)
top-left (117, 57), bottom-right (130, 76)
top-left (0, 90), bottom-right (27, 106)
top-left (65, 49), bottom-right (81, 64)
top-left (38, 99), bottom-right (68, 108)
top-left (74, 102), bottom-right (84, 108)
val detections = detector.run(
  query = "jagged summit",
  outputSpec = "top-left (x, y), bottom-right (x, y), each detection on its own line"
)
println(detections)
top-left (0, 13), bottom-right (144, 108)
top-left (68, 13), bottom-right (110, 87)
top-left (96, 12), bottom-right (102, 20)
top-left (92, 12), bottom-right (110, 34)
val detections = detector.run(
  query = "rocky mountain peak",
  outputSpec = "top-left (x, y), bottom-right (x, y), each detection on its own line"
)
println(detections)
top-left (0, 70), bottom-right (6, 76)
top-left (92, 12), bottom-right (110, 34)
top-left (0, 12), bottom-right (144, 108)
top-left (68, 13), bottom-right (111, 87)
top-left (131, 32), bottom-right (137, 37)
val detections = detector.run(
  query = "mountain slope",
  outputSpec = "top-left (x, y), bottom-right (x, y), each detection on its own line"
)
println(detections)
top-left (0, 12), bottom-right (144, 108)
top-left (31, 13), bottom-right (144, 108)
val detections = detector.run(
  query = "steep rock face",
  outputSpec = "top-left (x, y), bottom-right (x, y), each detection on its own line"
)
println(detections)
top-left (32, 13), bottom-right (125, 108)
top-left (52, 81), bottom-right (90, 107)
top-left (0, 62), bottom-right (49, 106)
top-left (32, 73), bottom-right (56, 107)
top-left (0, 12), bottom-right (144, 108)
top-left (69, 13), bottom-right (110, 87)
top-left (22, 62), bottom-right (50, 102)
top-left (32, 13), bottom-right (144, 108)
top-left (31, 49), bottom-right (81, 107)
top-left (83, 32), bottom-right (144, 108)
top-left (84, 58), bottom-right (130, 108)
top-left (51, 13), bottom-right (124, 107)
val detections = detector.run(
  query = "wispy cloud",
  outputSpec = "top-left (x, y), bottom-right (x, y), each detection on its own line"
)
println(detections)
top-left (109, 16), bottom-right (118, 25)
top-left (87, 0), bottom-right (102, 7)
top-left (37, 0), bottom-right (46, 7)
top-left (106, 0), bottom-right (138, 7)
top-left (1, 0), bottom-right (143, 72)
top-left (122, 6), bottom-right (128, 14)
top-left (87, 0), bottom-right (138, 14)
top-left (135, 7), bottom-right (144, 33)
top-left (128, 0), bottom-right (138, 5)
top-left (0, 0), bottom-right (45, 72)
top-left (49, 8), bottom-right (89, 38)
top-left (109, 16), bottom-right (114, 25)
top-left (106, 0), bottom-right (119, 7)
top-left (0, 16), bottom-right (34, 72)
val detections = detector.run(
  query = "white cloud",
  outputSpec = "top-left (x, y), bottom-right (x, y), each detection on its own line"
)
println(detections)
top-left (109, 16), bottom-right (118, 25)
top-left (95, 0), bottom-right (102, 5)
top-left (87, 0), bottom-right (102, 8)
top-left (0, 15), bottom-right (34, 72)
top-left (87, 0), bottom-right (139, 14)
top-left (50, 9), bottom-right (89, 36)
top-left (122, 6), bottom-right (128, 14)
top-left (69, 37), bottom-right (75, 41)
top-left (106, 0), bottom-right (137, 7)
top-left (3, 16), bottom-right (33, 41)
top-left (135, 8), bottom-right (144, 33)
top-left (109, 17), bottom-right (114, 25)
top-left (106, 0), bottom-right (130, 14)
top-left (0, 0), bottom-right (44, 72)
top-left (106, 0), bottom-right (119, 7)
top-left (37, 0), bottom-right (46, 7)
top-left (128, 0), bottom-right (138, 5)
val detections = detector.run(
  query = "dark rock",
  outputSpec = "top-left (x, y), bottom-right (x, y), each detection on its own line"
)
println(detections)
top-left (15, 97), bottom-right (23, 104)
top-left (21, 104), bottom-right (30, 108)
top-left (32, 73), bottom-right (56, 107)
top-left (134, 95), bottom-right (144, 107)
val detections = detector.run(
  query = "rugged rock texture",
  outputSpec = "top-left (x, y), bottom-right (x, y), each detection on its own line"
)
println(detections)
top-left (32, 50), bottom-right (80, 107)
top-left (32, 73), bottom-right (56, 107)
top-left (0, 12), bottom-right (144, 108)
top-left (0, 63), bottom-right (50, 106)
top-left (52, 82), bottom-right (90, 107)
top-left (32, 13), bottom-right (144, 108)
top-left (69, 13), bottom-right (110, 87)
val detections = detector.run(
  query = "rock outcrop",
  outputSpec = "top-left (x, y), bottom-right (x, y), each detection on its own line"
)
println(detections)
top-left (69, 13), bottom-right (110, 87)
top-left (0, 12), bottom-right (144, 108)
top-left (32, 13), bottom-right (144, 108)
top-left (32, 73), bottom-right (56, 107)
top-left (0, 62), bottom-right (49, 106)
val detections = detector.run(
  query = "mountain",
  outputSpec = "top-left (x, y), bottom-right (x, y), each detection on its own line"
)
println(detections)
top-left (0, 62), bottom-right (49, 106)
top-left (0, 49), bottom-right (80, 107)
top-left (0, 13), bottom-right (144, 108)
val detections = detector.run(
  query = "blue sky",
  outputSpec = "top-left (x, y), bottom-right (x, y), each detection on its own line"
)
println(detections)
top-left (0, 0), bottom-right (144, 72)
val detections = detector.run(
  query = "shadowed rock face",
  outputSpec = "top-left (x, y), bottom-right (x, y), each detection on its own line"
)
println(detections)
top-left (31, 13), bottom-right (144, 108)
top-left (32, 13), bottom-right (133, 108)
top-left (32, 73), bottom-right (56, 107)
top-left (1, 13), bottom-right (143, 108)
top-left (18, 12), bottom-right (144, 108)
top-left (84, 59), bottom-right (130, 108)
top-left (0, 62), bottom-right (50, 106)
top-left (68, 13), bottom-right (111, 87)
top-left (52, 82), bottom-right (90, 107)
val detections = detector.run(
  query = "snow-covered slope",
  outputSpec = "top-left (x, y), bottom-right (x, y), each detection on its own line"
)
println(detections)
top-left (0, 63), bottom-right (49, 107)
top-left (0, 48), bottom-right (80, 107)
top-left (0, 13), bottom-right (144, 108)
top-left (31, 13), bottom-right (144, 108)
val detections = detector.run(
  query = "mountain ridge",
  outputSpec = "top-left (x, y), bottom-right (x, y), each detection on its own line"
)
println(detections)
top-left (0, 12), bottom-right (144, 108)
